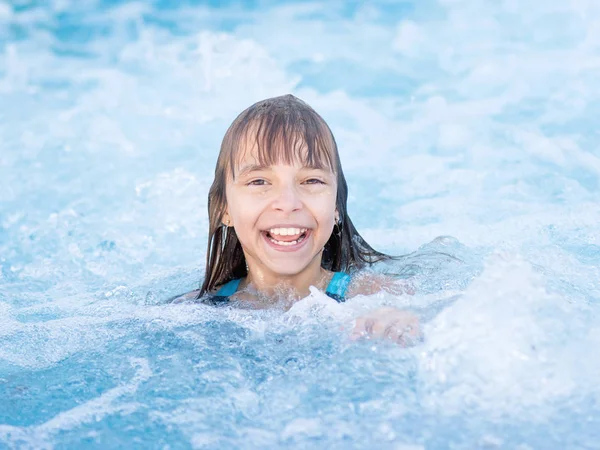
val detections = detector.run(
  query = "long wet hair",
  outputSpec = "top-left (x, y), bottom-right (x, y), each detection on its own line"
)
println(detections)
top-left (198, 94), bottom-right (391, 297)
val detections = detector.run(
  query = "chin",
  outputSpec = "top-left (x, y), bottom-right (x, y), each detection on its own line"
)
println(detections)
top-left (269, 265), bottom-right (308, 277)
top-left (265, 259), bottom-right (312, 277)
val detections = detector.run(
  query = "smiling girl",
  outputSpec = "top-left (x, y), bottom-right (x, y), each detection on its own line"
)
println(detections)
top-left (176, 95), bottom-right (418, 344)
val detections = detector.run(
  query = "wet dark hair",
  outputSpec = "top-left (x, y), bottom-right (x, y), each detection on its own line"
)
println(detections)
top-left (198, 94), bottom-right (390, 297)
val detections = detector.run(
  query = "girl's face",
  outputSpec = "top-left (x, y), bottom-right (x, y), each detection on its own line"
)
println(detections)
top-left (224, 143), bottom-right (338, 280)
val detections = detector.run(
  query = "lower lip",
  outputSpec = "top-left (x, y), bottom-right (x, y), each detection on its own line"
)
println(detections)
top-left (262, 230), bottom-right (311, 252)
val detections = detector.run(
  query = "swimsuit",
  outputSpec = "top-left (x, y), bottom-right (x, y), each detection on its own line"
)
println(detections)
top-left (209, 271), bottom-right (351, 305)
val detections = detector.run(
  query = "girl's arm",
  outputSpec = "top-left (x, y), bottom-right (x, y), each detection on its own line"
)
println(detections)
top-left (347, 273), bottom-right (420, 346)
top-left (350, 307), bottom-right (420, 346)
top-left (346, 272), bottom-right (414, 298)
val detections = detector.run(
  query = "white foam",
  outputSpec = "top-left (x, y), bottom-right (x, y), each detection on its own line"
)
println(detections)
top-left (418, 253), bottom-right (598, 418)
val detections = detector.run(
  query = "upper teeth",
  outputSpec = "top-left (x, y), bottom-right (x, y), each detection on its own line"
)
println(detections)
top-left (269, 227), bottom-right (307, 236)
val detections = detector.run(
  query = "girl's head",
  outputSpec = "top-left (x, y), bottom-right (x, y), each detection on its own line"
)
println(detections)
top-left (200, 94), bottom-right (388, 296)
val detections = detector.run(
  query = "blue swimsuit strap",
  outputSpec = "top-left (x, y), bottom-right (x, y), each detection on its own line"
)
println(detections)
top-left (325, 272), bottom-right (351, 303)
top-left (211, 272), bottom-right (351, 303)
top-left (214, 278), bottom-right (242, 297)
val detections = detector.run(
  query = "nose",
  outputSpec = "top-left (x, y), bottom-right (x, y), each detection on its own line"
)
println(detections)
top-left (271, 182), bottom-right (302, 213)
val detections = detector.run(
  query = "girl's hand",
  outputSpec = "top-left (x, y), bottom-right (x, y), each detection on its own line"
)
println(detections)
top-left (350, 307), bottom-right (420, 346)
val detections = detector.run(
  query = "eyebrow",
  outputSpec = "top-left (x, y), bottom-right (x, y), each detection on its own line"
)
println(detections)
top-left (236, 164), bottom-right (272, 178)
top-left (235, 162), bottom-right (333, 179)
top-left (302, 163), bottom-right (330, 171)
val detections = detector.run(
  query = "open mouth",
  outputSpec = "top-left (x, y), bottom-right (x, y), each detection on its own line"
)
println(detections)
top-left (262, 227), bottom-right (310, 247)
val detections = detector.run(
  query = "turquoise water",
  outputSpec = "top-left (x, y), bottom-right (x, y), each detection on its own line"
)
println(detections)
top-left (1, 0), bottom-right (600, 448)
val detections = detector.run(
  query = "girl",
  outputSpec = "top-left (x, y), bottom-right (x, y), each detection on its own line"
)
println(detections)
top-left (175, 95), bottom-right (418, 345)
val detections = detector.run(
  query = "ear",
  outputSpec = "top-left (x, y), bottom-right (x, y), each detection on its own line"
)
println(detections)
top-left (334, 210), bottom-right (340, 223)
top-left (222, 211), bottom-right (233, 227)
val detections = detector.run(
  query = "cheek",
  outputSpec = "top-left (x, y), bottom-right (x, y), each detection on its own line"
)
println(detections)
top-left (311, 192), bottom-right (337, 227)
top-left (231, 205), bottom-right (259, 235)
top-left (226, 189), bottom-right (263, 232)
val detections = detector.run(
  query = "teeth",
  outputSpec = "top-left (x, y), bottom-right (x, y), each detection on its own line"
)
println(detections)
top-left (274, 239), bottom-right (297, 246)
top-left (269, 227), bottom-right (307, 236)
top-left (267, 233), bottom-right (307, 246)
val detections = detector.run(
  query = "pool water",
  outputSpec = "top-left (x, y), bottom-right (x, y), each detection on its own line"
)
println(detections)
top-left (1, 0), bottom-right (600, 448)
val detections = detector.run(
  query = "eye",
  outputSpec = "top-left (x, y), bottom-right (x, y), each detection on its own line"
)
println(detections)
top-left (304, 178), bottom-right (326, 185)
top-left (247, 179), bottom-right (268, 186)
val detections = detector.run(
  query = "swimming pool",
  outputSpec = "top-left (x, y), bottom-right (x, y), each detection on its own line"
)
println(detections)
top-left (1, 0), bottom-right (599, 448)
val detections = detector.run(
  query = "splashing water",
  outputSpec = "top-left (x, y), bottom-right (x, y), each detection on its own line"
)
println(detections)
top-left (1, 0), bottom-right (600, 448)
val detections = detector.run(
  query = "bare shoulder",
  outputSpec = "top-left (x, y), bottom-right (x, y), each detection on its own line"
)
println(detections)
top-left (171, 289), bottom-right (201, 304)
top-left (346, 272), bottom-right (414, 298)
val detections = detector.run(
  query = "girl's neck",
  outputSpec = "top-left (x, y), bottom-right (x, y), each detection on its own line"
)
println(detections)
top-left (242, 258), bottom-right (331, 299)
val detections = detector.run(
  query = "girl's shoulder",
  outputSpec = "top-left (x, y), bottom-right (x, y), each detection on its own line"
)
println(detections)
top-left (171, 278), bottom-right (244, 304)
top-left (171, 289), bottom-right (201, 303)
top-left (346, 272), bottom-right (414, 298)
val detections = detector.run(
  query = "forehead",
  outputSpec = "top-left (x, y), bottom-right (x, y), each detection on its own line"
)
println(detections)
top-left (229, 123), bottom-right (336, 177)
